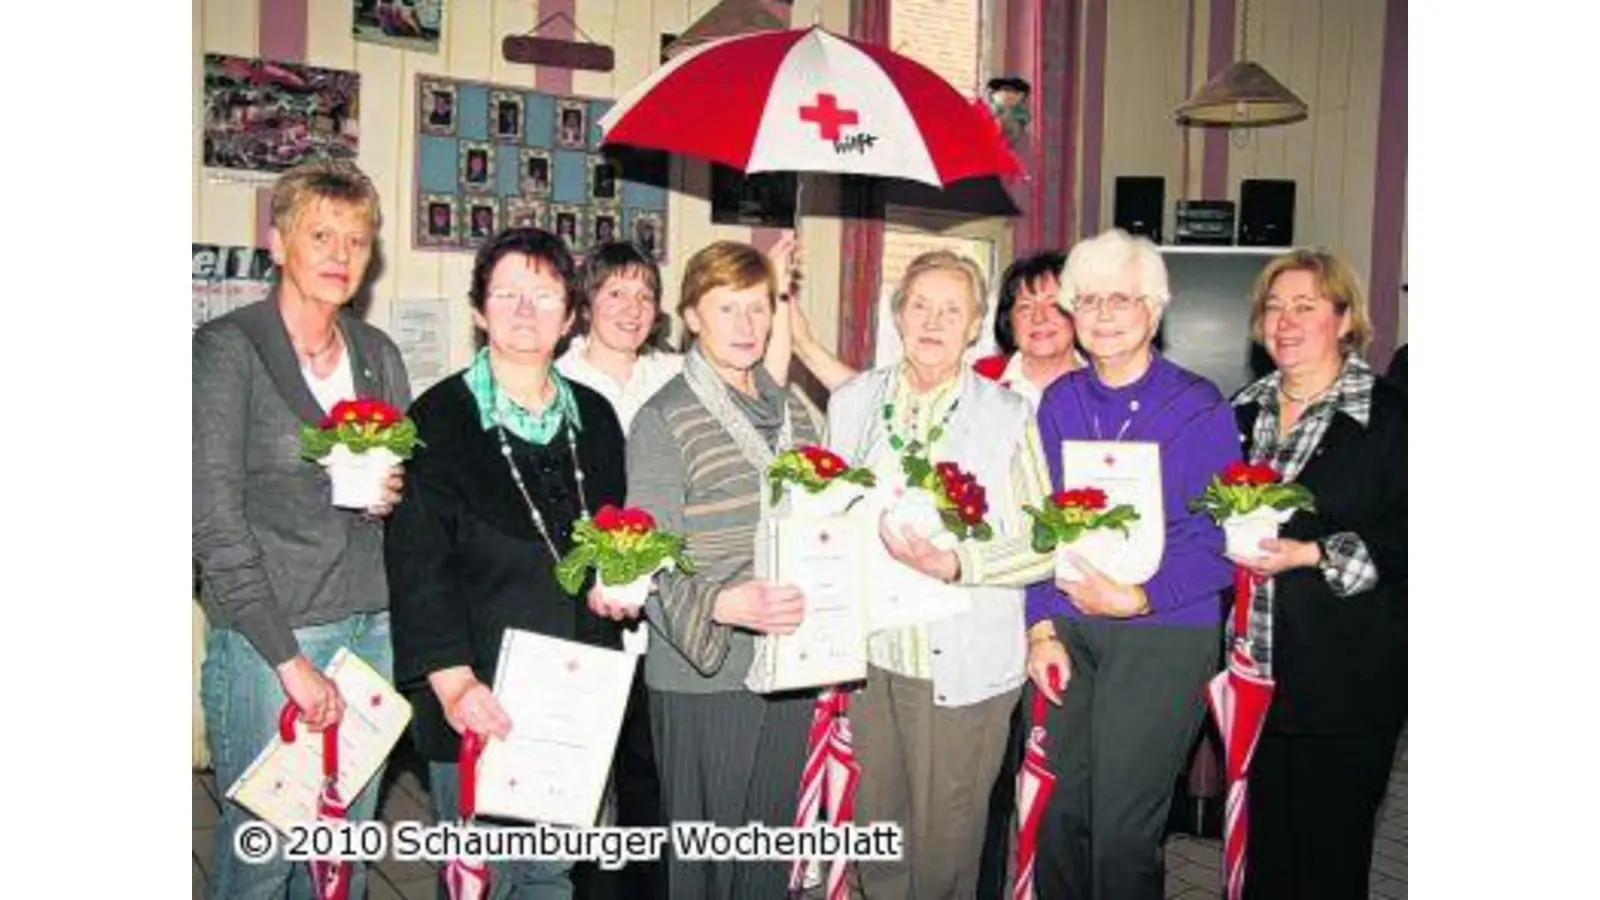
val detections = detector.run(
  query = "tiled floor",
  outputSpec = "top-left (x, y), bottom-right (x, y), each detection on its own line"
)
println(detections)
top-left (194, 730), bottom-right (1406, 898)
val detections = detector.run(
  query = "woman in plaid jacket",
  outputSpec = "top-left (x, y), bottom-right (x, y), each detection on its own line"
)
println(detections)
top-left (1229, 249), bottom-right (1407, 900)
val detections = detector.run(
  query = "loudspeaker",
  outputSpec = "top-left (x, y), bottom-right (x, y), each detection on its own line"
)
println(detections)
top-left (1114, 176), bottom-right (1165, 244)
top-left (1239, 179), bottom-right (1295, 247)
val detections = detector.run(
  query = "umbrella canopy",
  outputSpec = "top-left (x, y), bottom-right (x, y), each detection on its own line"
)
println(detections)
top-left (277, 703), bottom-right (350, 900)
top-left (445, 731), bottom-right (491, 900)
top-left (786, 688), bottom-right (859, 900)
top-left (1012, 666), bottom-right (1062, 900)
top-left (597, 25), bottom-right (1021, 188)
top-left (1207, 567), bottom-right (1276, 900)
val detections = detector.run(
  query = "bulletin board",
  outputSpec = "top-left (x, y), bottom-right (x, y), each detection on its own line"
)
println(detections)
top-left (412, 75), bottom-right (670, 259)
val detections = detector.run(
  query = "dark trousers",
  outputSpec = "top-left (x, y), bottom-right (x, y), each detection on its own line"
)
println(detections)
top-left (975, 697), bottom-right (1025, 900)
top-left (574, 666), bottom-right (668, 900)
top-left (1032, 617), bottom-right (1220, 900)
top-left (1243, 729), bottom-right (1400, 900)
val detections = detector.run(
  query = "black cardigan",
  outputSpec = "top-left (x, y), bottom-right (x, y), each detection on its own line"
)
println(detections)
top-left (1236, 377), bottom-right (1407, 736)
top-left (386, 374), bottom-right (628, 762)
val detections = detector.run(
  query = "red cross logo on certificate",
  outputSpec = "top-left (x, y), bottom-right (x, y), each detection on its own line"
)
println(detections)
top-left (1104, 453), bottom-right (1117, 467)
top-left (369, 694), bottom-right (382, 708)
top-left (819, 530), bottom-right (831, 545)
top-left (565, 659), bottom-right (580, 674)
top-left (508, 778), bottom-right (518, 790)
top-left (799, 93), bottom-right (859, 141)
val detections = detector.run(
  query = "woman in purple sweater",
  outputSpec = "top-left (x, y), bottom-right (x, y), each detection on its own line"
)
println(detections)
top-left (1023, 229), bottom-right (1239, 900)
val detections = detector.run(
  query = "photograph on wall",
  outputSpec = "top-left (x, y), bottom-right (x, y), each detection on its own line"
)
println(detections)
top-left (202, 55), bottom-right (360, 179)
top-left (554, 99), bottom-right (588, 149)
top-left (520, 148), bottom-right (552, 195)
top-left (194, 244), bottom-right (276, 328)
top-left (411, 76), bottom-right (670, 256)
top-left (711, 163), bottom-right (796, 228)
top-left (465, 196), bottom-right (500, 242)
top-left (629, 210), bottom-right (663, 259)
top-left (506, 197), bottom-right (547, 230)
top-left (492, 90), bottom-right (524, 141)
top-left (418, 194), bottom-right (459, 246)
top-left (460, 141), bottom-right (494, 189)
top-left (589, 207), bottom-right (621, 248)
top-left (550, 203), bottom-right (585, 251)
top-left (353, 0), bottom-right (444, 54)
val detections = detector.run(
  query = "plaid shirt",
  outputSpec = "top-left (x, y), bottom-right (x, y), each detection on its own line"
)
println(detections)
top-left (1231, 355), bottom-right (1380, 676)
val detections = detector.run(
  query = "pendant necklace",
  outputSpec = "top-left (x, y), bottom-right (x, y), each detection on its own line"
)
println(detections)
top-left (494, 414), bottom-right (590, 566)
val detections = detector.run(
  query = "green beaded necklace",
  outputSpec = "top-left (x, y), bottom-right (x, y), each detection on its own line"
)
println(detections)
top-left (882, 394), bottom-right (962, 457)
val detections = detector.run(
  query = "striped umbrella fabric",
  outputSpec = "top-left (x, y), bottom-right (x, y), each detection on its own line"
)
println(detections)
top-left (445, 731), bottom-right (491, 900)
top-left (1207, 567), bottom-right (1276, 900)
top-left (597, 25), bottom-right (1022, 188)
top-left (1012, 666), bottom-right (1062, 900)
top-left (787, 688), bottom-right (859, 900)
top-left (276, 703), bottom-right (350, 900)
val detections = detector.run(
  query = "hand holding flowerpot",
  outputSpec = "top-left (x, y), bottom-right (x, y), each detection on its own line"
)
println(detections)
top-left (300, 398), bottom-right (420, 511)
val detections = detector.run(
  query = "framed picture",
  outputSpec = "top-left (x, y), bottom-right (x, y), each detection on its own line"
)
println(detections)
top-left (491, 90), bottom-right (524, 141)
top-left (465, 195), bottom-right (499, 241)
top-left (520, 148), bottom-right (553, 196)
top-left (711, 164), bottom-right (796, 228)
top-left (550, 202), bottom-right (585, 250)
top-left (418, 194), bottom-right (459, 246)
top-left (554, 99), bottom-right (588, 149)
top-left (589, 207), bottom-right (621, 248)
top-left (353, 0), bottom-right (443, 54)
top-left (589, 156), bottom-right (620, 201)
top-left (460, 141), bottom-right (494, 189)
top-left (630, 210), bottom-right (663, 259)
top-left (506, 197), bottom-right (547, 230)
top-left (420, 79), bottom-right (457, 136)
top-left (201, 55), bottom-right (361, 178)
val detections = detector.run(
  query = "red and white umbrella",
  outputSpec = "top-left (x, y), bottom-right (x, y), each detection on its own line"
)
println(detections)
top-left (277, 702), bottom-right (350, 900)
top-left (787, 687), bottom-right (859, 900)
top-left (1012, 665), bottom-right (1062, 900)
top-left (597, 25), bottom-right (1021, 188)
top-left (445, 731), bottom-right (491, 900)
top-left (1207, 567), bottom-right (1276, 900)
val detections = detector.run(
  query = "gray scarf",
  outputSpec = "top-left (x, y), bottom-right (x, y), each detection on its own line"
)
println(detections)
top-left (681, 345), bottom-right (794, 473)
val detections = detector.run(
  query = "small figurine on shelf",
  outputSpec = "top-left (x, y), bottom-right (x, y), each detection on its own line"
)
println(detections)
top-left (986, 76), bottom-right (1033, 150)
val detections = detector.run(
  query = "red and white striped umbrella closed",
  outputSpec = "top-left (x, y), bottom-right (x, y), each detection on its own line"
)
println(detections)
top-left (277, 703), bottom-right (351, 900)
top-left (1208, 568), bottom-right (1277, 900)
top-left (597, 26), bottom-right (1021, 187)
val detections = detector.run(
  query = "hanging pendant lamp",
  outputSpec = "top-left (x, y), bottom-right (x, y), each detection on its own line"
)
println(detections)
top-left (1175, 0), bottom-right (1308, 128)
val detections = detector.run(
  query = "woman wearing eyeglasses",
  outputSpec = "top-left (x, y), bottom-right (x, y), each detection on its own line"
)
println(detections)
top-left (1023, 229), bottom-right (1239, 900)
top-left (386, 228), bottom-right (630, 899)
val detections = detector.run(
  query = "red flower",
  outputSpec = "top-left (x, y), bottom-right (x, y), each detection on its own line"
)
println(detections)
top-left (1052, 487), bottom-right (1106, 509)
top-left (320, 397), bottom-right (402, 430)
top-left (594, 505), bottom-right (626, 532)
top-left (620, 507), bottom-right (656, 532)
top-left (1248, 463), bottom-right (1280, 484)
top-left (935, 461), bottom-right (963, 484)
top-left (1221, 461), bottom-right (1255, 486)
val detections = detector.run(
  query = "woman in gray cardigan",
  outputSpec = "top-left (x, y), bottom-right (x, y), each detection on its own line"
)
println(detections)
top-left (612, 241), bottom-right (822, 900)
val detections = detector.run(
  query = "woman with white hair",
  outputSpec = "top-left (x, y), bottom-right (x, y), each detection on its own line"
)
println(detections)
top-left (1022, 228), bottom-right (1239, 900)
top-left (827, 250), bottom-right (1055, 898)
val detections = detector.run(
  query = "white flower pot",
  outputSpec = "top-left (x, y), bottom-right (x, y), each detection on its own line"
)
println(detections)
top-left (322, 445), bottom-right (400, 510)
top-left (598, 561), bottom-right (671, 610)
top-left (1052, 529), bottom-right (1125, 582)
top-left (1223, 507), bottom-right (1294, 559)
top-left (882, 487), bottom-right (947, 542)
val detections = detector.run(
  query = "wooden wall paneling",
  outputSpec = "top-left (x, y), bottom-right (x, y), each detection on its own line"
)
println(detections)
top-left (197, 0), bottom-right (260, 247)
top-left (440, 0), bottom-right (498, 368)
top-left (570, 0), bottom-right (618, 98)
top-left (1305, 0), bottom-right (1351, 257)
top-left (1337, 0), bottom-right (1386, 295)
top-left (1282, 0), bottom-right (1322, 246)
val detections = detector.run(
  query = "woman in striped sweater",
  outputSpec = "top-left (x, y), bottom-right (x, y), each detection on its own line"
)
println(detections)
top-left (608, 241), bottom-right (824, 900)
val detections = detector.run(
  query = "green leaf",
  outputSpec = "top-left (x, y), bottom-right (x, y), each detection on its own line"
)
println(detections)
top-left (972, 521), bottom-right (994, 542)
top-left (1031, 521), bottom-right (1055, 554)
top-left (555, 543), bottom-right (596, 596)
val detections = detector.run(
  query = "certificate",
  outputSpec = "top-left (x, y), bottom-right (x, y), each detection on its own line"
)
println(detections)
top-left (225, 648), bottom-right (413, 836)
top-left (1058, 441), bottom-right (1166, 584)
top-left (474, 630), bottom-right (638, 828)
top-left (746, 514), bottom-right (869, 693)
top-left (859, 482), bottom-right (970, 632)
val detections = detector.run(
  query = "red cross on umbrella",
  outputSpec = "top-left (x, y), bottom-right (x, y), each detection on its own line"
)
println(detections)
top-left (797, 93), bottom-right (860, 142)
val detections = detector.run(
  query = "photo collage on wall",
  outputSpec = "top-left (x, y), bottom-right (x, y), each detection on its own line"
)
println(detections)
top-left (413, 76), bottom-right (670, 259)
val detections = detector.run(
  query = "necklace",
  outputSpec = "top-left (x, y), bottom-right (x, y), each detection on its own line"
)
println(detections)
top-left (1279, 376), bottom-right (1336, 405)
top-left (302, 328), bottom-right (339, 361)
top-left (882, 393), bottom-right (961, 455)
top-left (494, 417), bottom-right (590, 565)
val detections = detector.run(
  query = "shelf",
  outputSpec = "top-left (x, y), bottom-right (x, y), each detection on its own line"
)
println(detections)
top-left (1158, 245), bottom-right (1294, 256)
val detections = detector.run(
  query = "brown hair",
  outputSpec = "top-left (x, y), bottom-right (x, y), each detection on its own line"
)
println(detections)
top-left (1249, 248), bottom-right (1373, 354)
top-left (269, 159), bottom-right (382, 235)
top-left (676, 241), bottom-right (777, 319)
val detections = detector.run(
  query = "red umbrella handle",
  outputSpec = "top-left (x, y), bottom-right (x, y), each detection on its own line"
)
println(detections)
top-left (277, 700), bottom-right (340, 783)
top-left (459, 730), bottom-right (485, 821)
top-left (1030, 664), bottom-right (1063, 727)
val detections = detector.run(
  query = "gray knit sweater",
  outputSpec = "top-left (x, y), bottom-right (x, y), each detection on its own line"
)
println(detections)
top-left (625, 363), bottom-right (821, 694)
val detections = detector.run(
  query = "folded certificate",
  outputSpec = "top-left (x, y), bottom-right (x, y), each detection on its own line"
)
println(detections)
top-left (859, 484), bottom-right (970, 632)
top-left (225, 648), bottom-right (413, 836)
top-left (1058, 441), bottom-right (1166, 584)
top-left (475, 630), bottom-right (637, 828)
top-left (746, 514), bottom-right (870, 694)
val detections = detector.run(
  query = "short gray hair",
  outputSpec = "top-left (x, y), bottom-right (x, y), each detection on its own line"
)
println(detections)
top-left (890, 250), bottom-right (990, 321)
top-left (1060, 228), bottom-right (1170, 317)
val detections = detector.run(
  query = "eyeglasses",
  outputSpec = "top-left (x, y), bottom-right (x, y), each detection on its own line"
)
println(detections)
top-left (1071, 293), bottom-right (1147, 315)
top-left (486, 289), bottom-right (566, 312)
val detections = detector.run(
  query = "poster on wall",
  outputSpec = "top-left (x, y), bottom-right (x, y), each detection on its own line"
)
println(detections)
top-left (873, 229), bottom-right (998, 367)
top-left (412, 75), bottom-right (671, 260)
top-left (194, 245), bottom-right (276, 329)
top-left (201, 55), bottom-right (361, 181)
top-left (391, 296), bottom-right (452, 396)
top-left (353, 0), bottom-right (444, 54)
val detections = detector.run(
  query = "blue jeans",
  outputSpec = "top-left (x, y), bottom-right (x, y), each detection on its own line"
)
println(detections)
top-left (202, 612), bottom-right (392, 900)
top-left (429, 762), bottom-right (574, 900)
